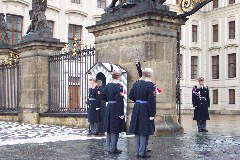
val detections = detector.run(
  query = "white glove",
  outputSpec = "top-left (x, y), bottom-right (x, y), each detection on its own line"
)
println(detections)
top-left (119, 115), bottom-right (124, 119)
top-left (149, 117), bottom-right (154, 120)
top-left (96, 108), bottom-right (100, 110)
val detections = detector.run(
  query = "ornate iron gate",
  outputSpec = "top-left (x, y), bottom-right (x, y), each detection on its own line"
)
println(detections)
top-left (48, 46), bottom-right (96, 113)
top-left (0, 61), bottom-right (20, 113)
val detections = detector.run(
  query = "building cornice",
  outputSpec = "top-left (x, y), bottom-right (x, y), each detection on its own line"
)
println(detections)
top-left (208, 46), bottom-right (221, 51)
top-left (180, 44), bottom-right (186, 49)
top-left (189, 47), bottom-right (202, 51)
top-left (65, 10), bottom-right (88, 17)
top-left (2, 0), bottom-right (30, 6)
top-left (224, 44), bottom-right (238, 49)
top-left (92, 14), bottom-right (101, 19)
top-left (204, 3), bottom-right (240, 16)
top-left (47, 5), bottom-right (60, 12)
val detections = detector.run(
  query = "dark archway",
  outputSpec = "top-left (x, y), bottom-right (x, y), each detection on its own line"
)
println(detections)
top-left (96, 72), bottom-right (106, 87)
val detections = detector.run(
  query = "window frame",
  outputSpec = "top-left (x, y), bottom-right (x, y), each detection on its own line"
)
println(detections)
top-left (47, 20), bottom-right (54, 36)
top-left (6, 14), bottom-right (23, 45)
top-left (229, 21), bottom-right (235, 39)
top-left (228, 53), bottom-right (236, 78)
top-left (212, 24), bottom-right (218, 42)
top-left (71, 0), bottom-right (81, 4)
top-left (191, 56), bottom-right (198, 79)
top-left (229, 89), bottom-right (235, 104)
top-left (68, 24), bottom-right (82, 47)
top-left (192, 25), bottom-right (198, 42)
top-left (213, 89), bottom-right (218, 104)
top-left (212, 55), bottom-right (219, 79)
top-left (213, 0), bottom-right (218, 9)
top-left (97, 0), bottom-right (106, 9)
top-left (229, 0), bottom-right (235, 5)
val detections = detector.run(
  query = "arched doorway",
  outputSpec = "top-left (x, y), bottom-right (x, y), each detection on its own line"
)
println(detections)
top-left (96, 72), bottom-right (106, 87)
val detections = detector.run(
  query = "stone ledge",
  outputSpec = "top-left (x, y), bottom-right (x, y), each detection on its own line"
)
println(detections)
top-left (39, 112), bottom-right (88, 118)
top-left (0, 112), bottom-right (18, 116)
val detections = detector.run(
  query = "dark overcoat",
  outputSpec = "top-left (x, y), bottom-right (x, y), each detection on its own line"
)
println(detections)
top-left (129, 80), bottom-right (156, 136)
top-left (87, 85), bottom-right (101, 123)
top-left (101, 82), bottom-right (126, 134)
top-left (192, 85), bottom-right (210, 121)
top-left (99, 86), bottom-right (106, 133)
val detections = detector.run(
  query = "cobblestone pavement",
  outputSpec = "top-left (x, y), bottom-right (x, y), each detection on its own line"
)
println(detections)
top-left (0, 115), bottom-right (240, 160)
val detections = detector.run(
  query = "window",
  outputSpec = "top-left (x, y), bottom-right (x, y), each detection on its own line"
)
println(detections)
top-left (68, 24), bottom-right (82, 47)
top-left (192, 25), bottom-right (198, 42)
top-left (191, 56), bottom-right (198, 79)
top-left (213, 0), bottom-right (218, 9)
top-left (213, 89), bottom-right (218, 104)
top-left (97, 0), bottom-right (106, 9)
top-left (212, 55), bottom-right (219, 79)
top-left (71, 0), bottom-right (80, 4)
top-left (229, 21), bottom-right (235, 39)
top-left (6, 14), bottom-right (23, 45)
top-left (47, 21), bottom-right (54, 36)
top-left (213, 24), bottom-right (218, 42)
top-left (228, 53), bottom-right (236, 78)
top-left (229, 0), bottom-right (235, 5)
top-left (229, 89), bottom-right (235, 104)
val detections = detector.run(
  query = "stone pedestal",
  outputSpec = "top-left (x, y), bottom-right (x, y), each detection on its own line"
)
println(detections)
top-left (14, 41), bottom-right (64, 124)
top-left (88, 1), bottom-right (187, 135)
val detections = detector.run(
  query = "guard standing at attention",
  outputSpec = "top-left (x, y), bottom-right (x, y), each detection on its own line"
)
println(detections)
top-left (129, 68), bottom-right (156, 158)
top-left (192, 77), bottom-right (210, 132)
top-left (87, 75), bottom-right (101, 135)
top-left (97, 80), bottom-right (106, 135)
top-left (101, 69), bottom-right (126, 154)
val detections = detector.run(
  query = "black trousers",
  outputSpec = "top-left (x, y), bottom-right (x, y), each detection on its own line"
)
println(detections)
top-left (197, 120), bottom-right (206, 130)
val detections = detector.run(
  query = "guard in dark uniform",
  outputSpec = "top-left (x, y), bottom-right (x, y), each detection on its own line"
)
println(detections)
top-left (101, 69), bottom-right (126, 154)
top-left (129, 68), bottom-right (156, 158)
top-left (192, 77), bottom-right (210, 132)
top-left (87, 76), bottom-right (101, 135)
top-left (97, 80), bottom-right (106, 134)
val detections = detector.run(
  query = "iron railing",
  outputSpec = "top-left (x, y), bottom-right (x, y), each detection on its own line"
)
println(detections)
top-left (48, 46), bottom-right (96, 113)
top-left (0, 62), bottom-right (20, 113)
top-left (176, 29), bottom-right (181, 124)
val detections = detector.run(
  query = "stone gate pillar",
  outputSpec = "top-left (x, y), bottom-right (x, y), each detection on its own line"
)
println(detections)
top-left (14, 41), bottom-right (64, 124)
top-left (87, 1), bottom-right (187, 135)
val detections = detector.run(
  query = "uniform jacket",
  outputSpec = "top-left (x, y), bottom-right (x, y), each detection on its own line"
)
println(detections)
top-left (129, 78), bottom-right (156, 136)
top-left (87, 85), bottom-right (101, 123)
top-left (101, 80), bottom-right (126, 133)
top-left (192, 85), bottom-right (210, 121)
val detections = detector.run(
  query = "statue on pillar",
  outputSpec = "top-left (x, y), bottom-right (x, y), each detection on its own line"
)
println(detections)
top-left (0, 13), bottom-right (9, 44)
top-left (26, 0), bottom-right (49, 34)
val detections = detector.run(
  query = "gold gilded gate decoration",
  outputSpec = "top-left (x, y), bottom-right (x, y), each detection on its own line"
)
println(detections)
top-left (177, 0), bottom-right (213, 17)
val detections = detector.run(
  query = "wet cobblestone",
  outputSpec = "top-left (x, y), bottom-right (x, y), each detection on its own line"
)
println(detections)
top-left (0, 115), bottom-right (240, 160)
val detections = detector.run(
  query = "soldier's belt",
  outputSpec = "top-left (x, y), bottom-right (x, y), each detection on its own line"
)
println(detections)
top-left (89, 98), bottom-right (96, 101)
top-left (135, 100), bottom-right (148, 104)
top-left (108, 101), bottom-right (117, 104)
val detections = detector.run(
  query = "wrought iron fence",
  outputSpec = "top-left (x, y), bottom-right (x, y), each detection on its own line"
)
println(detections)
top-left (176, 29), bottom-right (181, 124)
top-left (48, 46), bottom-right (96, 113)
top-left (0, 62), bottom-right (20, 112)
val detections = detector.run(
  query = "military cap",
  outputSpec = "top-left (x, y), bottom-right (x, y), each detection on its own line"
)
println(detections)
top-left (197, 77), bottom-right (204, 81)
